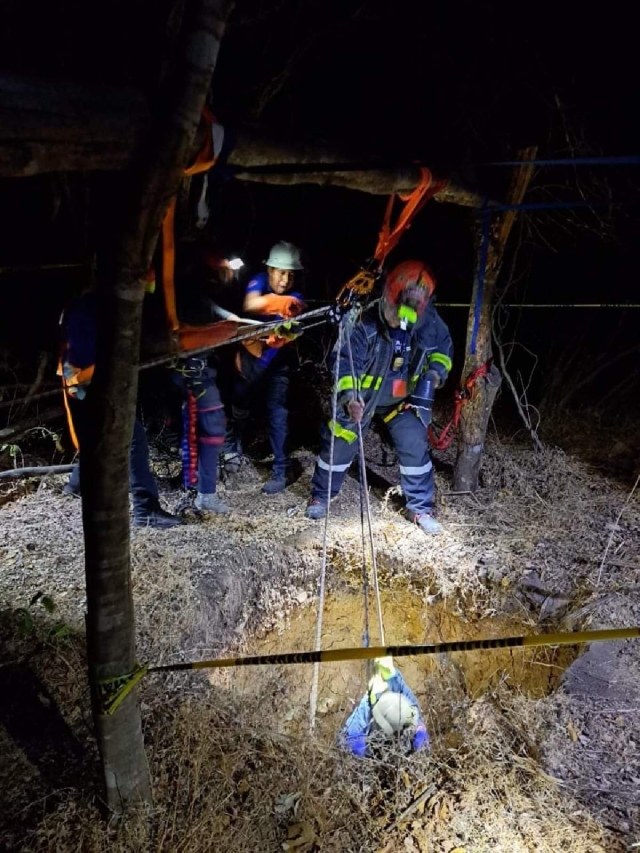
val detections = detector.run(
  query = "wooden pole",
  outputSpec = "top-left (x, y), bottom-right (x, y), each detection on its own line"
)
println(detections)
top-left (453, 147), bottom-right (537, 492)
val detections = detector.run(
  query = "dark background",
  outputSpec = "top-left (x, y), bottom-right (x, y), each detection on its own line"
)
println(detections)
top-left (1, 0), bottom-right (638, 427)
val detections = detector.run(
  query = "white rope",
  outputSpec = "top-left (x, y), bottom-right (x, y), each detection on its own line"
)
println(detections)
top-left (344, 323), bottom-right (385, 646)
top-left (309, 321), bottom-right (344, 732)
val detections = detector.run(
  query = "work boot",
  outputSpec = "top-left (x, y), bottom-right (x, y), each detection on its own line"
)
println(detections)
top-left (305, 498), bottom-right (328, 520)
top-left (133, 506), bottom-right (183, 529)
top-left (261, 473), bottom-right (286, 495)
top-left (409, 511), bottom-right (442, 535)
top-left (195, 492), bottom-right (230, 514)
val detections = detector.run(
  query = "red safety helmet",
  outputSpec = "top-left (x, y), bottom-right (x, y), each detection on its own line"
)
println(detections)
top-left (384, 261), bottom-right (436, 318)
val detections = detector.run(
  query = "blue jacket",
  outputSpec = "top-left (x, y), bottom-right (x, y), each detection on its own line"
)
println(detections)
top-left (60, 292), bottom-right (97, 370)
top-left (244, 272), bottom-right (304, 368)
top-left (342, 670), bottom-right (429, 756)
top-left (331, 301), bottom-right (452, 442)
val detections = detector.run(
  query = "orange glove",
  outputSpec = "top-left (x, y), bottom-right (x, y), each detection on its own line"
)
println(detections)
top-left (260, 294), bottom-right (305, 319)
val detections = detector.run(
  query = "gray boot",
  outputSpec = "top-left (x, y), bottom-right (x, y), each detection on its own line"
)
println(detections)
top-left (195, 492), bottom-right (230, 514)
top-left (305, 499), bottom-right (328, 520)
top-left (414, 512), bottom-right (442, 535)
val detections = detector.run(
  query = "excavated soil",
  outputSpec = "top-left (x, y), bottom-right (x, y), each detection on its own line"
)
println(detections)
top-left (0, 432), bottom-right (639, 852)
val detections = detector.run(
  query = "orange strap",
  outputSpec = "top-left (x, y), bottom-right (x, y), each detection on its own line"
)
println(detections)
top-left (428, 361), bottom-right (492, 451)
top-left (161, 108), bottom-right (218, 339)
top-left (58, 361), bottom-right (95, 452)
top-left (374, 167), bottom-right (448, 266)
top-left (161, 197), bottom-right (180, 332)
top-left (176, 320), bottom-right (240, 352)
top-left (62, 388), bottom-right (80, 451)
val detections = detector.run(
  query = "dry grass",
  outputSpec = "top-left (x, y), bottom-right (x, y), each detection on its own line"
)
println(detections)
top-left (16, 676), bottom-right (619, 853)
top-left (1, 432), bottom-right (639, 851)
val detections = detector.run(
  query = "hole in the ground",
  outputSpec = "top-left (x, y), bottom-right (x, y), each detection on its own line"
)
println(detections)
top-left (225, 588), bottom-right (579, 742)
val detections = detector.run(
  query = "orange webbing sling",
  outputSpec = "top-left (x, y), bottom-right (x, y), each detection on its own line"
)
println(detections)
top-left (161, 108), bottom-right (217, 335)
top-left (374, 167), bottom-right (448, 266)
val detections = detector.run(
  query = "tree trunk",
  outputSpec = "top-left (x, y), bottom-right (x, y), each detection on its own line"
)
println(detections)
top-left (0, 75), bottom-right (481, 206)
top-left (453, 148), bottom-right (537, 491)
top-left (80, 0), bottom-right (234, 812)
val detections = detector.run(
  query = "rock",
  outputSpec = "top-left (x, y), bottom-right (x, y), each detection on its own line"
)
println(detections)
top-left (562, 640), bottom-right (640, 702)
top-left (519, 571), bottom-right (572, 618)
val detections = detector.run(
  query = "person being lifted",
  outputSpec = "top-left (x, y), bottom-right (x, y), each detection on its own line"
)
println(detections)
top-left (305, 260), bottom-right (452, 534)
top-left (224, 241), bottom-right (306, 494)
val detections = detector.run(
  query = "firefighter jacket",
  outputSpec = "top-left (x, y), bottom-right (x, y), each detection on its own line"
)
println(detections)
top-left (330, 300), bottom-right (453, 444)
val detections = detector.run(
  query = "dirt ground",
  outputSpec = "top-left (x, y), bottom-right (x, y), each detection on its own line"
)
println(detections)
top-left (0, 428), bottom-right (639, 852)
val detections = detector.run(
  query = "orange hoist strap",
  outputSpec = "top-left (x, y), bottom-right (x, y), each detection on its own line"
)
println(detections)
top-left (58, 362), bottom-right (95, 451)
top-left (374, 167), bottom-right (448, 266)
top-left (161, 197), bottom-right (180, 333)
top-left (61, 387), bottom-right (80, 451)
top-left (161, 108), bottom-right (218, 337)
top-left (176, 320), bottom-right (241, 352)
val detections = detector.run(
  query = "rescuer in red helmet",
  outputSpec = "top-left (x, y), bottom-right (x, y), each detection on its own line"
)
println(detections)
top-left (305, 260), bottom-right (453, 534)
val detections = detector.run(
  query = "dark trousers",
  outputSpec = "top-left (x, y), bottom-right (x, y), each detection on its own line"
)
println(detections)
top-left (311, 405), bottom-right (435, 515)
top-left (173, 360), bottom-right (225, 494)
top-left (229, 347), bottom-right (290, 477)
top-left (67, 397), bottom-right (159, 513)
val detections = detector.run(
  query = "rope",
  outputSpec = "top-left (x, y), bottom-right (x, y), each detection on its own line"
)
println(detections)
top-left (343, 309), bottom-right (372, 651)
top-left (309, 321), bottom-right (344, 732)
top-left (491, 155), bottom-right (640, 167)
top-left (344, 325), bottom-right (385, 646)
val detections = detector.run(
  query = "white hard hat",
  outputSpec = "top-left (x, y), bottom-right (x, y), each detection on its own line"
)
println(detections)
top-left (371, 691), bottom-right (417, 736)
top-left (264, 241), bottom-right (303, 271)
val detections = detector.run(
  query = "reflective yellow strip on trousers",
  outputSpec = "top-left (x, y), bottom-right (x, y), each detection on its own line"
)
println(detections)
top-left (328, 419), bottom-right (358, 444)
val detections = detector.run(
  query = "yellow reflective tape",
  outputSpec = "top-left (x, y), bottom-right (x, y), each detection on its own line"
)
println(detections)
top-left (337, 375), bottom-right (356, 392)
top-left (360, 375), bottom-right (374, 389)
top-left (383, 405), bottom-right (403, 424)
top-left (375, 377), bottom-right (382, 390)
top-left (429, 353), bottom-right (452, 372)
top-left (328, 420), bottom-right (358, 444)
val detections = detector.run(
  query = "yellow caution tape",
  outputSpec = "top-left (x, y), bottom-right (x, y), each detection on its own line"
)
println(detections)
top-left (147, 626), bottom-right (640, 674)
top-left (95, 664), bottom-right (149, 716)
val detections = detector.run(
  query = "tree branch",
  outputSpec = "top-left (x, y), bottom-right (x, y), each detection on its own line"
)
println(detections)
top-left (0, 75), bottom-right (482, 205)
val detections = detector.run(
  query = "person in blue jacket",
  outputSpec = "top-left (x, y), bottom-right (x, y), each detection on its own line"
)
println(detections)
top-left (305, 260), bottom-right (453, 534)
top-left (342, 657), bottom-right (429, 757)
top-left (224, 241), bottom-right (306, 494)
top-left (59, 290), bottom-right (182, 529)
